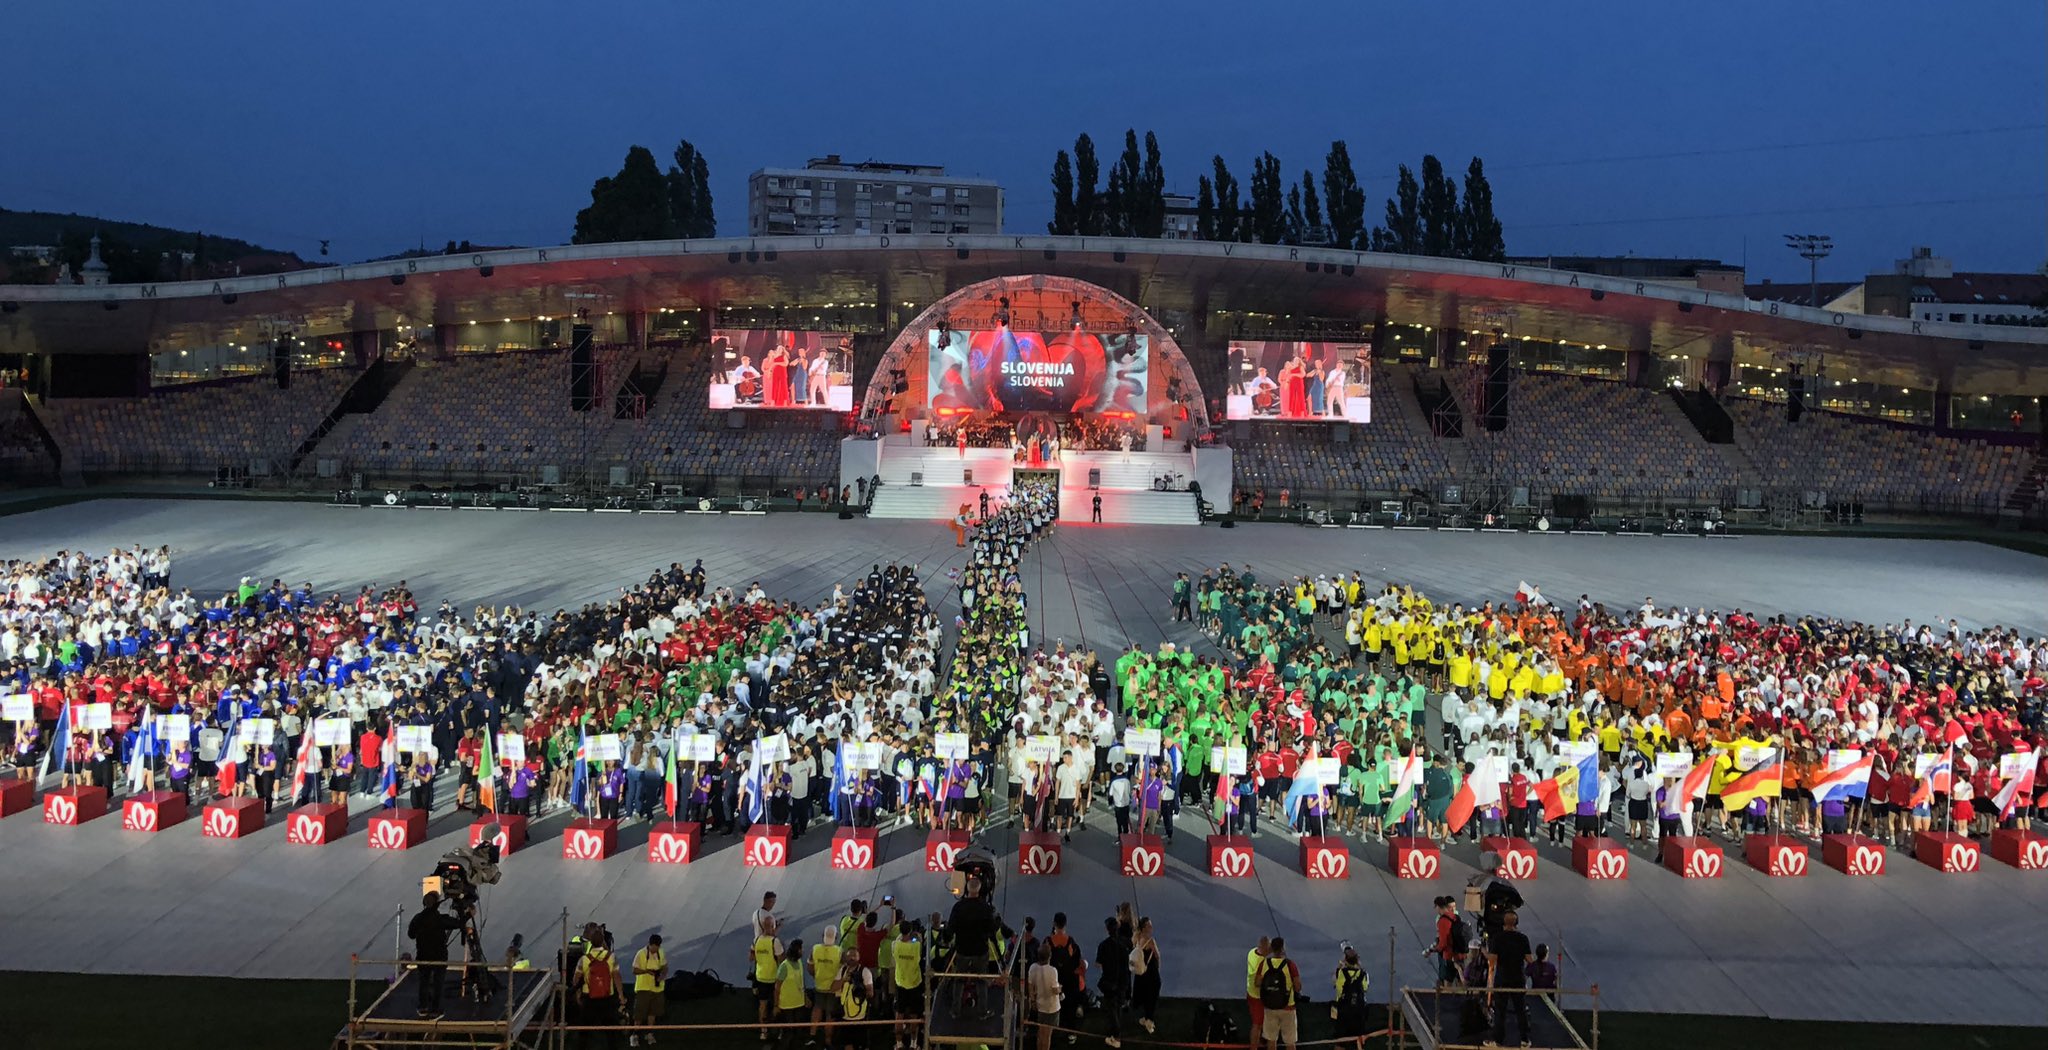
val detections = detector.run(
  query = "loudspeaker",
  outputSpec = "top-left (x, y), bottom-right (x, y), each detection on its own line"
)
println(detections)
top-left (569, 324), bottom-right (595, 410)
top-left (1554, 494), bottom-right (1592, 520)
top-left (1088, 468), bottom-right (1101, 489)
top-left (272, 343), bottom-right (291, 390)
top-left (1786, 376), bottom-right (1805, 422)
top-left (1484, 345), bottom-right (1511, 431)
top-left (963, 468), bottom-right (974, 485)
top-left (1332, 423), bottom-right (1350, 444)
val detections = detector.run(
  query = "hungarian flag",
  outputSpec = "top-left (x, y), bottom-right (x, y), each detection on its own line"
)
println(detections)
top-left (475, 731), bottom-right (496, 813)
top-left (1720, 748), bottom-right (1784, 810)
top-left (1993, 751), bottom-right (2037, 821)
top-left (663, 739), bottom-right (680, 820)
top-left (1445, 756), bottom-right (1500, 834)
top-left (1383, 747), bottom-right (1425, 827)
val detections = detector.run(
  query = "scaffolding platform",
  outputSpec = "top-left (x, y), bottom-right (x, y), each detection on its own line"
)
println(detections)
top-left (1398, 986), bottom-right (1591, 1050)
top-left (344, 964), bottom-right (556, 1049)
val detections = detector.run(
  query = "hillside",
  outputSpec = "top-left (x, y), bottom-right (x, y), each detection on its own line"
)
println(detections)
top-left (0, 206), bottom-right (304, 283)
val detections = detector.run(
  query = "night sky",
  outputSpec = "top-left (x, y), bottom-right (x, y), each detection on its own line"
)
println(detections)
top-left (4, 1), bottom-right (2041, 282)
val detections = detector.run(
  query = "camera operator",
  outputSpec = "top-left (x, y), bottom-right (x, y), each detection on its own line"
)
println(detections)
top-left (408, 892), bottom-right (467, 1018)
top-left (1467, 855), bottom-right (1525, 951)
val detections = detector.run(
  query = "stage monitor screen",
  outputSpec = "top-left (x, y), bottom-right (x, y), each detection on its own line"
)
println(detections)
top-left (709, 330), bottom-right (854, 411)
top-left (926, 325), bottom-right (1148, 417)
top-left (1224, 341), bottom-right (1371, 422)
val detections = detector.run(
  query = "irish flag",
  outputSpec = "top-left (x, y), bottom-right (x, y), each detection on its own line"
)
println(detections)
top-left (475, 731), bottom-right (496, 813)
top-left (1445, 756), bottom-right (1499, 833)
top-left (1383, 747), bottom-right (1425, 827)
top-left (1720, 747), bottom-right (1784, 810)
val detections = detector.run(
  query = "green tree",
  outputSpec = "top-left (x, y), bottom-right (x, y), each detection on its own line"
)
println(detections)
top-left (663, 140), bottom-right (715, 238)
top-left (1458, 157), bottom-right (1505, 261)
top-left (1375, 164), bottom-right (1422, 254)
top-left (1195, 175), bottom-right (1216, 241)
top-left (1248, 152), bottom-right (1286, 244)
top-left (1419, 154), bottom-right (1459, 257)
top-left (687, 146), bottom-right (714, 237)
top-left (1048, 149), bottom-right (1077, 235)
top-left (1211, 156), bottom-right (1243, 241)
top-left (1285, 183), bottom-right (1304, 245)
top-left (1299, 171), bottom-right (1324, 244)
top-left (1137, 132), bottom-right (1166, 237)
top-left (1110, 129), bottom-right (1145, 236)
top-left (1321, 141), bottom-right (1367, 249)
top-left (1074, 133), bottom-right (1101, 236)
top-left (575, 145), bottom-right (673, 244)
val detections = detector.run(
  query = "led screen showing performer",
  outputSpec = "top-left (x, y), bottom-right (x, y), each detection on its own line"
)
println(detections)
top-left (708, 330), bottom-right (855, 411)
top-left (1224, 341), bottom-right (1371, 422)
top-left (927, 325), bottom-right (1148, 417)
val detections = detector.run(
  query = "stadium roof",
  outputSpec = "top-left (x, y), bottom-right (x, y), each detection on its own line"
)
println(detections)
top-left (4, 234), bottom-right (2045, 393)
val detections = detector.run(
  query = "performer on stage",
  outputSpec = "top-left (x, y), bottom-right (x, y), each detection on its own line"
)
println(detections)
top-left (1324, 357), bottom-right (1348, 418)
top-left (764, 346), bottom-right (791, 407)
top-left (1246, 367), bottom-right (1279, 415)
top-left (1307, 350), bottom-right (1327, 416)
top-left (808, 347), bottom-right (832, 405)
top-left (730, 356), bottom-right (762, 405)
top-left (791, 348), bottom-right (810, 406)
top-left (1278, 355), bottom-right (1309, 418)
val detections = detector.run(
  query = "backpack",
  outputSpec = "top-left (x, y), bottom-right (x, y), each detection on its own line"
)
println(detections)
top-left (667, 968), bottom-right (729, 1002)
top-left (1128, 945), bottom-right (1148, 976)
top-left (1448, 916), bottom-right (1473, 958)
top-left (584, 950), bottom-right (617, 999)
top-left (1257, 958), bottom-right (1293, 1009)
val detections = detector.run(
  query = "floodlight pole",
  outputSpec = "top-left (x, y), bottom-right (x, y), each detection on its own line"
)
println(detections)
top-left (1783, 234), bottom-right (1834, 309)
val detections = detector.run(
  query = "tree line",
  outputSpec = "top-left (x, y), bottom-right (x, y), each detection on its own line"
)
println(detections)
top-left (573, 140), bottom-right (715, 244)
top-left (1047, 132), bottom-right (1505, 261)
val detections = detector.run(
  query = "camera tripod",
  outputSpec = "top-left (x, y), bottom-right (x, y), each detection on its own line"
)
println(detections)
top-left (457, 907), bottom-right (501, 1004)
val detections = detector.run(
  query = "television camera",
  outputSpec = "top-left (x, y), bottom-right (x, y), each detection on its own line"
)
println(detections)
top-left (421, 836), bottom-right (504, 1003)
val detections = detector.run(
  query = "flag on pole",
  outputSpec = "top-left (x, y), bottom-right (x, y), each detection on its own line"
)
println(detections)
top-left (1720, 748), bottom-right (1784, 811)
top-left (475, 730), bottom-right (496, 813)
top-left (1993, 751), bottom-right (2036, 822)
top-left (663, 738), bottom-right (680, 820)
top-left (1809, 754), bottom-right (1875, 806)
top-left (569, 726), bottom-right (590, 816)
top-left (1382, 747), bottom-right (1425, 827)
top-left (37, 699), bottom-right (72, 781)
top-left (125, 708), bottom-right (158, 794)
top-left (1514, 581), bottom-right (1547, 607)
top-left (286, 726), bottom-right (319, 803)
top-left (826, 743), bottom-right (852, 821)
top-left (1445, 756), bottom-right (1500, 834)
top-left (216, 716), bottom-right (241, 796)
top-left (380, 736), bottom-right (400, 808)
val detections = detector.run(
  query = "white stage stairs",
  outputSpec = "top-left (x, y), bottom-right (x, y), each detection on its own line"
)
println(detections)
top-left (863, 437), bottom-right (1201, 525)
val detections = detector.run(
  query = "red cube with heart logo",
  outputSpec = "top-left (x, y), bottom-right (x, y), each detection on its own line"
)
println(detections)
top-left (746, 825), bottom-right (792, 868)
top-left (286, 803), bottom-right (349, 846)
top-left (647, 821), bottom-right (702, 865)
top-left (1989, 828), bottom-right (2048, 871)
top-left (121, 790), bottom-right (187, 833)
top-left (1120, 833), bottom-right (1166, 877)
top-left (1208, 835), bottom-right (1254, 878)
top-left (470, 813), bottom-right (527, 855)
top-left (1821, 834), bottom-right (1887, 876)
top-left (1387, 836), bottom-right (1437, 879)
top-left (1742, 834), bottom-right (1808, 877)
top-left (1661, 835), bottom-right (1723, 878)
top-left (367, 808), bottom-right (428, 851)
top-left (926, 828), bottom-right (970, 873)
top-left (1573, 836), bottom-right (1629, 880)
top-left (832, 827), bottom-right (877, 870)
top-left (1914, 830), bottom-right (1979, 873)
top-left (1018, 830), bottom-right (1063, 875)
top-left (0, 777), bottom-right (34, 818)
top-left (41, 785), bottom-right (108, 826)
top-left (1480, 836), bottom-right (1538, 880)
top-left (1302, 836), bottom-right (1350, 879)
top-left (562, 817), bottom-right (619, 861)
top-left (200, 795), bottom-right (263, 839)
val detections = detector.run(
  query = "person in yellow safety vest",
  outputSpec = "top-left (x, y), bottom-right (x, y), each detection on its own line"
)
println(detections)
top-left (810, 927), bottom-right (843, 1044)
top-left (774, 938), bottom-right (808, 1050)
top-left (752, 918), bottom-right (785, 1037)
top-left (890, 920), bottom-right (924, 1048)
top-left (837, 956), bottom-right (875, 1050)
top-left (630, 933), bottom-right (666, 1047)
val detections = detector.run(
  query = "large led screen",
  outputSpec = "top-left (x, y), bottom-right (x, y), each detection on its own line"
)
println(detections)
top-left (708, 330), bottom-right (854, 411)
top-left (926, 325), bottom-right (1148, 416)
top-left (1224, 342), bottom-right (1371, 422)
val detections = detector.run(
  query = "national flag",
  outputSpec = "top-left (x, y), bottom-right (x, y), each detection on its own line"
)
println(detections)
top-left (1993, 751), bottom-right (2037, 822)
top-left (663, 738), bottom-right (680, 820)
top-left (216, 716), bottom-right (241, 795)
top-left (1809, 754), bottom-right (1875, 806)
top-left (1720, 748), bottom-right (1784, 810)
top-left (1531, 770), bottom-right (1572, 823)
top-left (1283, 761), bottom-right (1326, 825)
top-left (1382, 748), bottom-right (1424, 827)
top-left (1514, 581), bottom-right (1547, 607)
top-left (826, 742), bottom-right (853, 821)
top-left (380, 735), bottom-right (400, 808)
top-left (475, 730), bottom-right (496, 813)
top-left (1445, 756), bottom-right (1500, 834)
top-left (286, 725), bottom-right (319, 802)
top-left (37, 698), bottom-right (71, 780)
top-left (1677, 756), bottom-right (1715, 811)
top-left (741, 742), bottom-right (765, 823)
top-left (125, 708), bottom-right (158, 794)
top-left (569, 726), bottom-right (590, 815)
top-left (1911, 746), bottom-right (1954, 809)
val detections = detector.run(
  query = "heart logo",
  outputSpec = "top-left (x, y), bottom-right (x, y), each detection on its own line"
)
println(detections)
top-left (649, 833), bottom-right (693, 863)
top-left (1213, 848), bottom-right (1252, 878)
top-left (567, 829), bottom-right (605, 860)
top-left (1946, 842), bottom-right (1978, 873)
top-left (290, 814), bottom-right (325, 844)
top-left (369, 821), bottom-right (409, 850)
top-left (1311, 849), bottom-right (1350, 879)
top-left (1397, 850), bottom-right (1437, 879)
top-left (835, 839), bottom-right (874, 869)
top-left (46, 795), bottom-right (77, 825)
top-left (124, 802), bottom-right (157, 832)
top-left (1684, 851), bottom-right (1722, 878)
top-left (1499, 851), bottom-right (1536, 879)
top-left (1024, 844), bottom-right (1061, 875)
top-left (749, 837), bottom-right (788, 867)
top-left (928, 841), bottom-right (959, 872)
top-left (1590, 850), bottom-right (1628, 879)
top-left (1849, 845), bottom-right (1884, 876)
top-left (1774, 846), bottom-right (1807, 877)
top-left (1127, 847), bottom-right (1163, 876)
top-left (204, 807), bottom-right (238, 838)
top-left (2022, 840), bottom-right (2048, 870)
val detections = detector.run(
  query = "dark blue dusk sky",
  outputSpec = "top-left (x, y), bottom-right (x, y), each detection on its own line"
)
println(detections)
top-left (5, 1), bottom-right (2041, 283)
